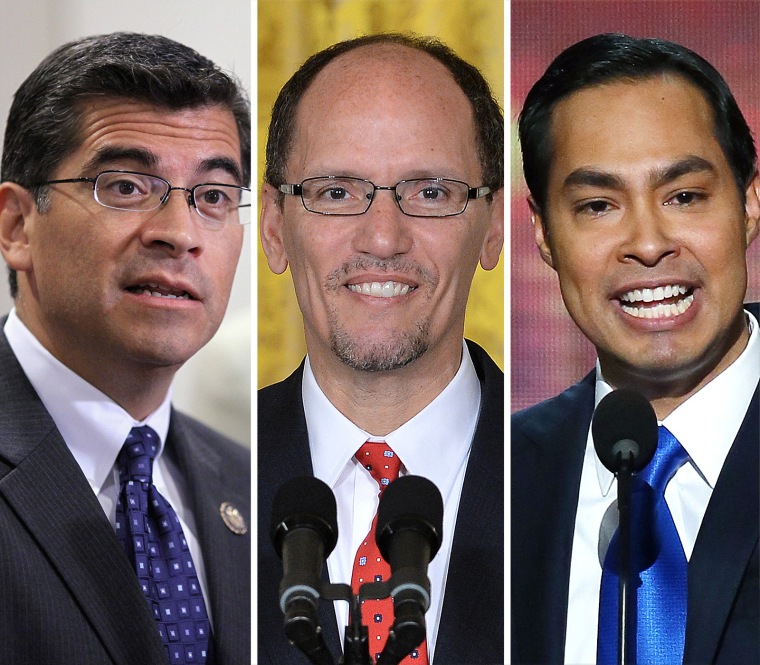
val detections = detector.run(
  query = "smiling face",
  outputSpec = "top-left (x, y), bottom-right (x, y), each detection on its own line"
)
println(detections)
top-left (2, 99), bottom-right (244, 390)
top-left (261, 45), bottom-right (503, 380)
top-left (533, 75), bottom-right (759, 403)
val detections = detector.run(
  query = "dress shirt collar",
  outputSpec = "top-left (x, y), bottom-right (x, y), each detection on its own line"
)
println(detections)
top-left (304, 339), bottom-right (481, 497)
top-left (4, 308), bottom-right (172, 494)
top-left (594, 308), bottom-right (759, 494)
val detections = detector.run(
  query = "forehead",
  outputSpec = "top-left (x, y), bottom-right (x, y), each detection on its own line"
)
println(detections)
top-left (288, 44), bottom-right (479, 178)
top-left (63, 97), bottom-right (242, 176)
top-left (548, 75), bottom-right (723, 179)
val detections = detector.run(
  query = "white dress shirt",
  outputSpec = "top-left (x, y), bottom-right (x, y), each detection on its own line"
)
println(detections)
top-left (564, 310), bottom-right (759, 664)
top-left (3, 308), bottom-right (212, 624)
top-left (304, 340), bottom-right (481, 663)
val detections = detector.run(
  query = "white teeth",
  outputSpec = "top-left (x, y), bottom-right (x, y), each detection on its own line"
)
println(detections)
top-left (622, 294), bottom-right (694, 319)
top-left (348, 281), bottom-right (412, 298)
top-left (620, 284), bottom-right (688, 303)
top-left (138, 288), bottom-right (190, 300)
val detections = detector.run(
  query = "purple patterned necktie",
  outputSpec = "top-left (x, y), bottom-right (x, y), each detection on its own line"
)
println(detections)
top-left (115, 426), bottom-right (210, 664)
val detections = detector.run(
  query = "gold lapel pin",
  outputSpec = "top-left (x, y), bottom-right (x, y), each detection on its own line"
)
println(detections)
top-left (219, 502), bottom-right (248, 535)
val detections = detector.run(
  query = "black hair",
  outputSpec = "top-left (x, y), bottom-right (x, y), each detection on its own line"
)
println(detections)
top-left (1, 32), bottom-right (250, 297)
top-left (519, 33), bottom-right (756, 214)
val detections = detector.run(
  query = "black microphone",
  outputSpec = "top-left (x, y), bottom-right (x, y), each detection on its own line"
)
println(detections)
top-left (592, 389), bottom-right (658, 665)
top-left (271, 476), bottom-right (338, 665)
top-left (374, 475), bottom-right (443, 665)
top-left (592, 388), bottom-right (658, 474)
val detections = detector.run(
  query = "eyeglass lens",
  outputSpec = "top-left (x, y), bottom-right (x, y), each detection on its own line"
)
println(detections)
top-left (93, 171), bottom-right (250, 224)
top-left (300, 177), bottom-right (470, 216)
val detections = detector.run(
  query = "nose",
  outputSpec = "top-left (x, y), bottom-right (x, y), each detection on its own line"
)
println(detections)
top-left (352, 189), bottom-right (413, 259)
top-left (617, 202), bottom-right (678, 267)
top-left (139, 190), bottom-right (203, 258)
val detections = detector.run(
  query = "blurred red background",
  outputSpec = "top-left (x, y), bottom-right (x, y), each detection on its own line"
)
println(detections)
top-left (511, 0), bottom-right (760, 412)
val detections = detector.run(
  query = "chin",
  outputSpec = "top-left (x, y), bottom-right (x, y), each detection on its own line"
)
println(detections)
top-left (329, 324), bottom-right (430, 372)
top-left (124, 335), bottom-right (207, 369)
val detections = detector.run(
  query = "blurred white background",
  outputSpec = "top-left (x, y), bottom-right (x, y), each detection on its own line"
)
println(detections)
top-left (0, 0), bottom-right (252, 445)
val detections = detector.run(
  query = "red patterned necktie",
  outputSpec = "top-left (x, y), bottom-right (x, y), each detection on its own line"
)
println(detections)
top-left (351, 441), bottom-right (428, 664)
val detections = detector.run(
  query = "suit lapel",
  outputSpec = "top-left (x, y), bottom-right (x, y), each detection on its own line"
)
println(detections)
top-left (511, 373), bottom-right (594, 664)
top-left (436, 341), bottom-right (504, 662)
top-left (166, 414), bottom-right (251, 665)
top-left (685, 383), bottom-right (759, 662)
top-left (0, 338), bottom-right (165, 664)
top-left (257, 365), bottom-right (343, 664)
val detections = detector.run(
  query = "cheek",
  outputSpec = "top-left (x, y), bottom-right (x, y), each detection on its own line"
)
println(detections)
top-left (209, 234), bottom-right (244, 301)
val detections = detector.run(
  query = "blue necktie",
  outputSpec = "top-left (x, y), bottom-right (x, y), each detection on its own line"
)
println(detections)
top-left (597, 426), bottom-right (688, 664)
top-left (115, 426), bottom-right (211, 664)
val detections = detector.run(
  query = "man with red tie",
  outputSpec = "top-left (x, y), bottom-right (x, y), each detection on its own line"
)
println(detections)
top-left (258, 34), bottom-right (504, 664)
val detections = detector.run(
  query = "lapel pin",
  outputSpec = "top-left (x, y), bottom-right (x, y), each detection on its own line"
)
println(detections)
top-left (219, 502), bottom-right (248, 535)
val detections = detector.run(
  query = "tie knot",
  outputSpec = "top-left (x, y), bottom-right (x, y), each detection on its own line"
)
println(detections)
top-left (117, 426), bottom-right (160, 484)
top-left (355, 441), bottom-right (401, 491)
top-left (640, 425), bottom-right (688, 493)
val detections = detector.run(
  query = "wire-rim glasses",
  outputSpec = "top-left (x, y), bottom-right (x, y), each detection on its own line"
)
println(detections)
top-left (41, 170), bottom-right (251, 226)
top-left (278, 176), bottom-right (492, 217)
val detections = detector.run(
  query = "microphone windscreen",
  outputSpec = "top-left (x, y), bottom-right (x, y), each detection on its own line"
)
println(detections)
top-left (270, 476), bottom-right (338, 557)
top-left (376, 475), bottom-right (444, 560)
top-left (592, 389), bottom-right (658, 473)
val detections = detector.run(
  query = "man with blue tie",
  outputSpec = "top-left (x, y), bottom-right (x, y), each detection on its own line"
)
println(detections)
top-left (512, 34), bottom-right (759, 664)
top-left (0, 33), bottom-right (250, 664)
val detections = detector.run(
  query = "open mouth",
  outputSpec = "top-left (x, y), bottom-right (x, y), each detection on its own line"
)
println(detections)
top-left (347, 280), bottom-right (416, 298)
top-left (127, 282), bottom-right (192, 300)
top-left (619, 284), bottom-right (694, 319)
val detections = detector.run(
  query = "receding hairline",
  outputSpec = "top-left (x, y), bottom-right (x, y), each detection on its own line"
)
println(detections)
top-left (285, 42), bottom-right (477, 172)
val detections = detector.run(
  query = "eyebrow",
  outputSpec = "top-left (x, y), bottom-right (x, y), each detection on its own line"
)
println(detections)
top-left (82, 146), bottom-right (157, 173)
top-left (82, 147), bottom-right (243, 185)
top-left (562, 155), bottom-right (718, 193)
top-left (563, 169), bottom-right (624, 191)
top-left (197, 157), bottom-right (243, 185)
top-left (647, 155), bottom-right (717, 188)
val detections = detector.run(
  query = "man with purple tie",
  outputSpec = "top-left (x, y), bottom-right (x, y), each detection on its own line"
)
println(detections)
top-left (0, 32), bottom-right (250, 664)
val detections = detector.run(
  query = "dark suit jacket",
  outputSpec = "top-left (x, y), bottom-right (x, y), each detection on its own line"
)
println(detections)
top-left (258, 340), bottom-right (504, 664)
top-left (0, 327), bottom-right (251, 665)
top-left (511, 302), bottom-right (760, 665)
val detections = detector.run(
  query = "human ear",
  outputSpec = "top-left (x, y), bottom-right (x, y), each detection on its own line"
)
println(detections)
top-left (479, 188), bottom-right (504, 270)
top-left (530, 196), bottom-right (555, 269)
top-left (744, 172), bottom-right (760, 247)
top-left (0, 183), bottom-right (35, 274)
top-left (260, 183), bottom-right (289, 275)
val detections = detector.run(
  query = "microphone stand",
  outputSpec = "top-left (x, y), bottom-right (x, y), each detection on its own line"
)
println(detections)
top-left (340, 591), bottom-right (372, 665)
top-left (616, 451), bottom-right (636, 665)
top-left (317, 582), bottom-right (372, 665)
top-left (338, 576), bottom-right (426, 665)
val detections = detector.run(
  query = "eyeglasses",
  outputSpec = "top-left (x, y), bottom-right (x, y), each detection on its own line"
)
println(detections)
top-left (278, 176), bottom-right (492, 217)
top-left (41, 170), bottom-right (251, 226)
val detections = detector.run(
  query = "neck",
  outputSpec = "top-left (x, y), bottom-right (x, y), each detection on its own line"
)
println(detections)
top-left (309, 342), bottom-right (463, 436)
top-left (600, 316), bottom-right (750, 420)
top-left (14, 304), bottom-right (178, 420)
top-left (74, 363), bottom-right (174, 421)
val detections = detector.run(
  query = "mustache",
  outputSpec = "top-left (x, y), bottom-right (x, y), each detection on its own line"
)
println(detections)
top-left (325, 257), bottom-right (436, 290)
